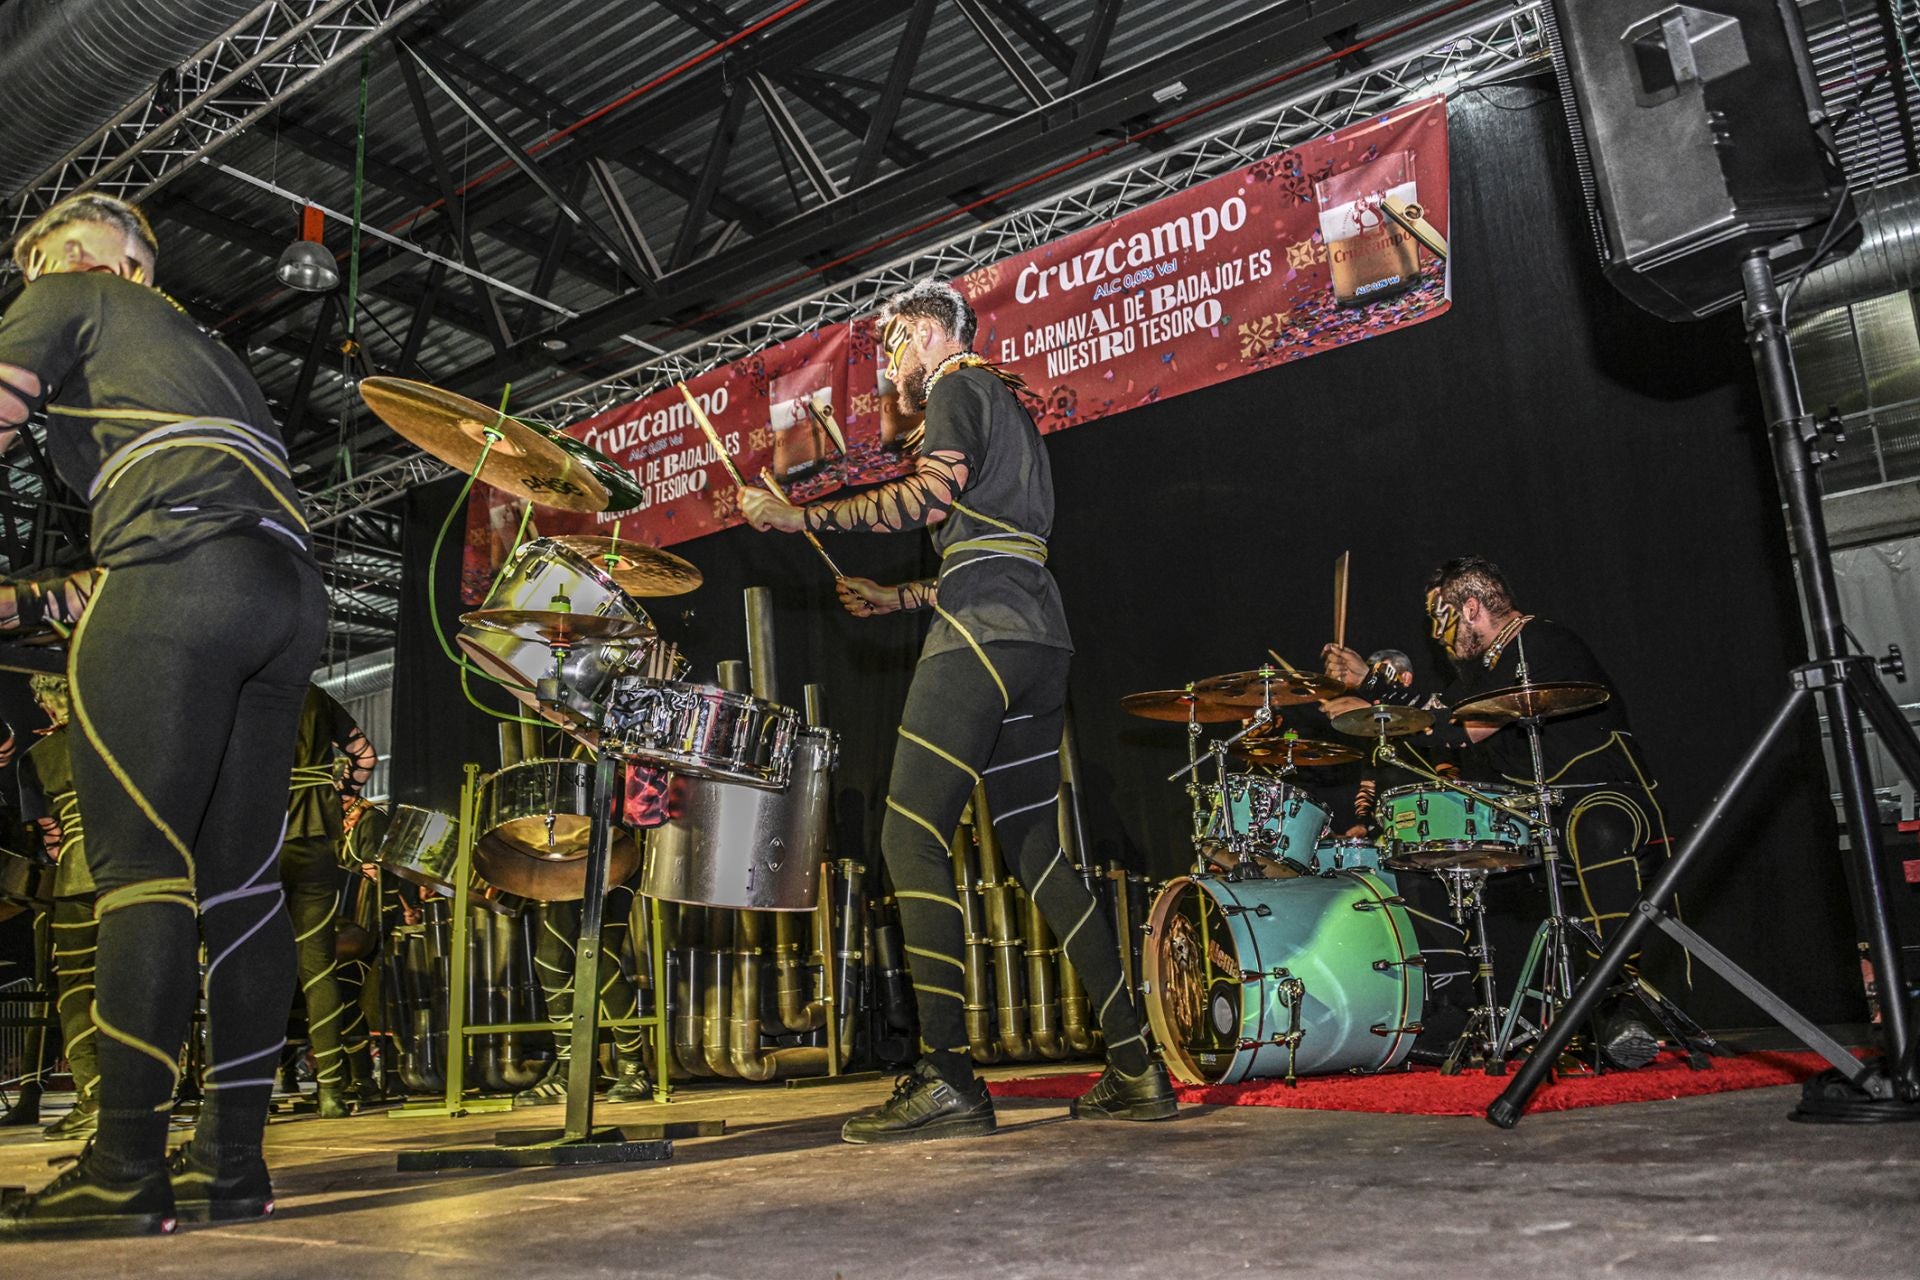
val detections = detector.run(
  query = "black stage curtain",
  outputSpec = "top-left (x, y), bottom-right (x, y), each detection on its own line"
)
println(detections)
top-left (393, 89), bottom-right (1862, 1028)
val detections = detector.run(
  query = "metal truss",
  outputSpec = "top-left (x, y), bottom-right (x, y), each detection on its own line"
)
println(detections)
top-left (3, 0), bottom-right (436, 242)
top-left (526, 1), bottom-right (1547, 421)
top-left (305, 451), bottom-right (452, 529)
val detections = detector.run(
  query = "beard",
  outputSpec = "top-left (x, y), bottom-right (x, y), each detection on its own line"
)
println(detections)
top-left (900, 364), bottom-right (932, 413)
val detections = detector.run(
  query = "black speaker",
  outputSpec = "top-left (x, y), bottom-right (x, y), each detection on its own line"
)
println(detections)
top-left (1545, 0), bottom-right (1850, 320)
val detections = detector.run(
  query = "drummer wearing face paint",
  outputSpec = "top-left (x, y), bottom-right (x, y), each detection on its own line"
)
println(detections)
top-left (1322, 556), bottom-right (1674, 1064)
top-left (739, 279), bottom-right (1176, 1143)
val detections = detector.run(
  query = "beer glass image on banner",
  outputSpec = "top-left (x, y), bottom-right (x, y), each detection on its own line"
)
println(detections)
top-left (1316, 151), bottom-right (1421, 308)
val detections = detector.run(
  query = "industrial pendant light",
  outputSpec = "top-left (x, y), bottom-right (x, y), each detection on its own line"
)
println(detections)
top-left (276, 205), bottom-right (339, 292)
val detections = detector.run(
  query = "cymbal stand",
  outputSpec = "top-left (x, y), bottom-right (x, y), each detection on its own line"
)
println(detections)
top-left (1437, 867), bottom-right (1536, 1075)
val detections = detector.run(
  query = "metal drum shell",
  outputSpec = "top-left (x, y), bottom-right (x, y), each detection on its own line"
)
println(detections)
top-left (1377, 783), bottom-right (1534, 871)
top-left (374, 804), bottom-right (525, 917)
top-left (1217, 773), bottom-right (1330, 861)
top-left (456, 538), bottom-right (654, 739)
top-left (1306, 837), bottom-right (1389, 876)
top-left (602, 677), bottom-right (800, 787)
top-left (642, 729), bottom-right (837, 911)
top-left (474, 758), bottom-right (642, 902)
top-left (1142, 871), bottom-right (1423, 1085)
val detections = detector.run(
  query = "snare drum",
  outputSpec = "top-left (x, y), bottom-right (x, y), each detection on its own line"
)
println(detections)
top-left (1378, 783), bottom-right (1534, 871)
top-left (1142, 872), bottom-right (1424, 1084)
top-left (457, 538), bottom-right (656, 738)
top-left (600, 677), bottom-right (801, 787)
top-left (1214, 774), bottom-right (1329, 861)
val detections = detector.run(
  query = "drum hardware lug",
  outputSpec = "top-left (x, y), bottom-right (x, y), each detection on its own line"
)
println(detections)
top-left (1416, 797), bottom-right (1429, 815)
top-left (1253, 903), bottom-right (1272, 917)
top-left (1370, 1022), bottom-right (1424, 1037)
top-left (1139, 923), bottom-right (1153, 937)
top-left (1373, 956), bottom-right (1428, 972)
top-left (1351, 896), bottom-right (1405, 911)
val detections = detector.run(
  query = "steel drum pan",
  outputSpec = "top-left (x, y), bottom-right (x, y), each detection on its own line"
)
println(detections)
top-left (0, 846), bottom-right (52, 924)
top-left (475, 758), bottom-right (642, 901)
top-left (641, 728), bottom-right (837, 911)
top-left (374, 804), bottom-right (524, 915)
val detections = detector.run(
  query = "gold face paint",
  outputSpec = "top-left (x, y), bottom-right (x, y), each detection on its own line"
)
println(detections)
top-left (1426, 588), bottom-right (1461, 657)
top-left (882, 318), bottom-right (911, 383)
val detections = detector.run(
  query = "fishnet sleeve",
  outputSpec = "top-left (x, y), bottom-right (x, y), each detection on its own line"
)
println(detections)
top-left (804, 448), bottom-right (972, 534)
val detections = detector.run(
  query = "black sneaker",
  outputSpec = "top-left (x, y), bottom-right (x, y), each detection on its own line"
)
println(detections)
top-left (314, 1084), bottom-right (352, 1120)
top-left (841, 1066), bottom-right (996, 1145)
top-left (1599, 1012), bottom-right (1662, 1070)
top-left (606, 1065), bottom-right (653, 1104)
top-left (1071, 1062), bottom-right (1179, 1121)
top-left (41, 1097), bottom-right (98, 1142)
top-left (0, 1144), bottom-right (176, 1239)
top-left (166, 1143), bottom-right (274, 1225)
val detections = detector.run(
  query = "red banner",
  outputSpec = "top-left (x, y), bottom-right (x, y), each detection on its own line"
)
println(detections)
top-left (466, 97), bottom-right (1450, 589)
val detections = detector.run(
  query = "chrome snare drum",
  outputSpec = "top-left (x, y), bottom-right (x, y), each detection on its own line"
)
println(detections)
top-left (457, 537), bottom-right (655, 736)
top-left (641, 728), bottom-right (838, 911)
top-left (599, 677), bottom-right (801, 787)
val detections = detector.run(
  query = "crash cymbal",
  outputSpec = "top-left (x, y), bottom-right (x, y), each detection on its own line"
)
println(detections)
top-left (360, 377), bottom-right (613, 513)
top-left (1229, 734), bottom-right (1361, 768)
top-left (459, 609), bottom-right (656, 647)
top-left (1452, 681), bottom-right (1611, 723)
top-left (1329, 702), bottom-right (1435, 738)
top-left (1120, 688), bottom-right (1264, 723)
top-left (1192, 665), bottom-right (1347, 706)
top-left (547, 535), bottom-right (703, 597)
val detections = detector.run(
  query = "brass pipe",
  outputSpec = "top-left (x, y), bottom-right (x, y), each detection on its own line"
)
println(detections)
top-left (773, 894), bottom-right (826, 1033)
top-left (743, 586), bottom-right (777, 704)
top-left (1058, 714), bottom-right (1099, 895)
top-left (1022, 890), bottom-right (1068, 1060)
top-left (715, 659), bottom-right (749, 694)
top-left (728, 910), bottom-right (838, 1080)
top-left (871, 898), bottom-right (915, 1033)
top-left (1058, 940), bottom-right (1100, 1055)
top-left (671, 904), bottom-right (713, 1078)
top-left (949, 808), bottom-right (1002, 1065)
top-left (1109, 863), bottom-right (1136, 996)
top-left (974, 791), bottom-right (1032, 1060)
top-left (701, 907), bottom-right (738, 1076)
top-left (497, 723), bottom-right (522, 769)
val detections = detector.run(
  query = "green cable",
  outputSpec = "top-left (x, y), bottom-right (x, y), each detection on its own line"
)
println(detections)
top-left (346, 47), bottom-right (370, 342)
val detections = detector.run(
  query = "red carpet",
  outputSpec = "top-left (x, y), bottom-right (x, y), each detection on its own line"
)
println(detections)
top-left (988, 1051), bottom-right (1836, 1117)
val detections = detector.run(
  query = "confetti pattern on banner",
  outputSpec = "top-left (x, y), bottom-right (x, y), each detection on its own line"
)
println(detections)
top-left (466, 98), bottom-right (1450, 586)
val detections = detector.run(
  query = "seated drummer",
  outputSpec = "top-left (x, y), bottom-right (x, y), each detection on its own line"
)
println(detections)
top-left (1321, 556), bottom-right (1673, 1066)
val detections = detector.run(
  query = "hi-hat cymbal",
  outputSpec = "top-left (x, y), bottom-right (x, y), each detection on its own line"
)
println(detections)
top-left (548, 535), bottom-right (703, 597)
top-left (1192, 665), bottom-right (1347, 706)
top-left (1330, 702), bottom-right (1435, 738)
top-left (360, 377), bottom-right (616, 513)
top-left (1230, 734), bottom-right (1361, 768)
top-left (1452, 681), bottom-right (1611, 723)
top-left (459, 609), bottom-right (656, 647)
top-left (1120, 688), bottom-right (1265, 723)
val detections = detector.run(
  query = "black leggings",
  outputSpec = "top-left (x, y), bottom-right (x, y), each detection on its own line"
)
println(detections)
top-left (50, 895), bottom-right (100, 1101)
top-left (281, 837), bottom-right (349, 1088)
top-left (883, 643), bottom-right (1146, 1081)
top-left (533, 885), bottom-right (644, 1073)
top-left (72, 533), bottom-right (327, 1170)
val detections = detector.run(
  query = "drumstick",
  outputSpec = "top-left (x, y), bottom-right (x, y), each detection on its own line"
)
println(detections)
top-left (760, 467), bottom-right (846, 579)
top-left (1333, 550), bottom-right (1350, 651)
top-left (677, 382), bottom-right (749, 490)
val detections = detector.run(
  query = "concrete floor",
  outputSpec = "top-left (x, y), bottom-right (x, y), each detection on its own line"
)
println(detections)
top-left (2, 1061), bottom-right (1917, 1279)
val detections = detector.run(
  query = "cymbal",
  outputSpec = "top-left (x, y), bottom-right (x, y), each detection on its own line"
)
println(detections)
top-left (1452, 681), bottom-right (1611, 723)
top-left (548, 535), bottom-right (703, 597)
top-left (1120, 688), bottom-right (1265, 723)
top-left (459, 609), bottom-right (656, 647)
top-left (1192, 665), bottom-right (1347, 706)
top-left (360, 377), bottom-right (613, 513)
top-left (1229, 734), bottom-right (1361, 768)
top-left (1329, 702), bottom-right (1435, 738)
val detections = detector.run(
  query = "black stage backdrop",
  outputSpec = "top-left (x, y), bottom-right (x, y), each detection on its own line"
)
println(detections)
top-left (395, 89), bottom-right (1862, 1029)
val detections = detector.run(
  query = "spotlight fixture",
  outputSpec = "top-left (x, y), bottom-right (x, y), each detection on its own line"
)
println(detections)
top-left (276, 205), bottom-right (339, 292)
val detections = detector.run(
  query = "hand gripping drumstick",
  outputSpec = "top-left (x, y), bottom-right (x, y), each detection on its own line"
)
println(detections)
top-left (674, 382), bottom-right (844, 578)
top-left (1333, 550), bottom-right (1350, 652)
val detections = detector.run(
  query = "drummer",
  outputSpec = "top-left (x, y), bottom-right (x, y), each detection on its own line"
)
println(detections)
top-left (1321, 556), bottom-right (1672, 1064)
top-left (280, 684), bottom-right (377, 1118)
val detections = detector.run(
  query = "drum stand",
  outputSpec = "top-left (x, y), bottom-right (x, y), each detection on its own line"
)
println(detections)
top-left (1167, 678), bottom-right (1278, 878)
top-left (1436, 868), bottom-right (1536, 1076)
top-left (396, 758), bottom-right (704, 1170)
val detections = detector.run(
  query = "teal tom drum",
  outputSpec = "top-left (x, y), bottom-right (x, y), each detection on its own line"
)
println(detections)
top-left (1143, 872), bottom-right (1424, 1084)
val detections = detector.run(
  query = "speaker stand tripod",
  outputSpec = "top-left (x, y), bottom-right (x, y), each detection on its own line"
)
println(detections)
top-left (1489, 250), bottom-right (1920, 1127)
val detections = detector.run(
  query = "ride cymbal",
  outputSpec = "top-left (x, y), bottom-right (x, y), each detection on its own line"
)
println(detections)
top-left (1192, 665), bottom-right (1347, 706)
top-left (1329, 703), bottom-right (1435, 738)
top-left (1229, 735), bottom-right (1361, 768)
top-left (360, 377), bottom-right (617, 513)
top-left (1452, 681), bottom-right (1611, 723)
top-left (459, 609), bottom-right (656, 647)
top-left (1120, 688), bottom-right (1264, 723)
top-left (548, 535), bottom-right (703, 597)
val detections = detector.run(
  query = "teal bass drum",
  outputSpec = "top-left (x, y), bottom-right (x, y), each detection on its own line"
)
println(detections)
top-left (1143, 871), bottom-right (1425, 1084)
